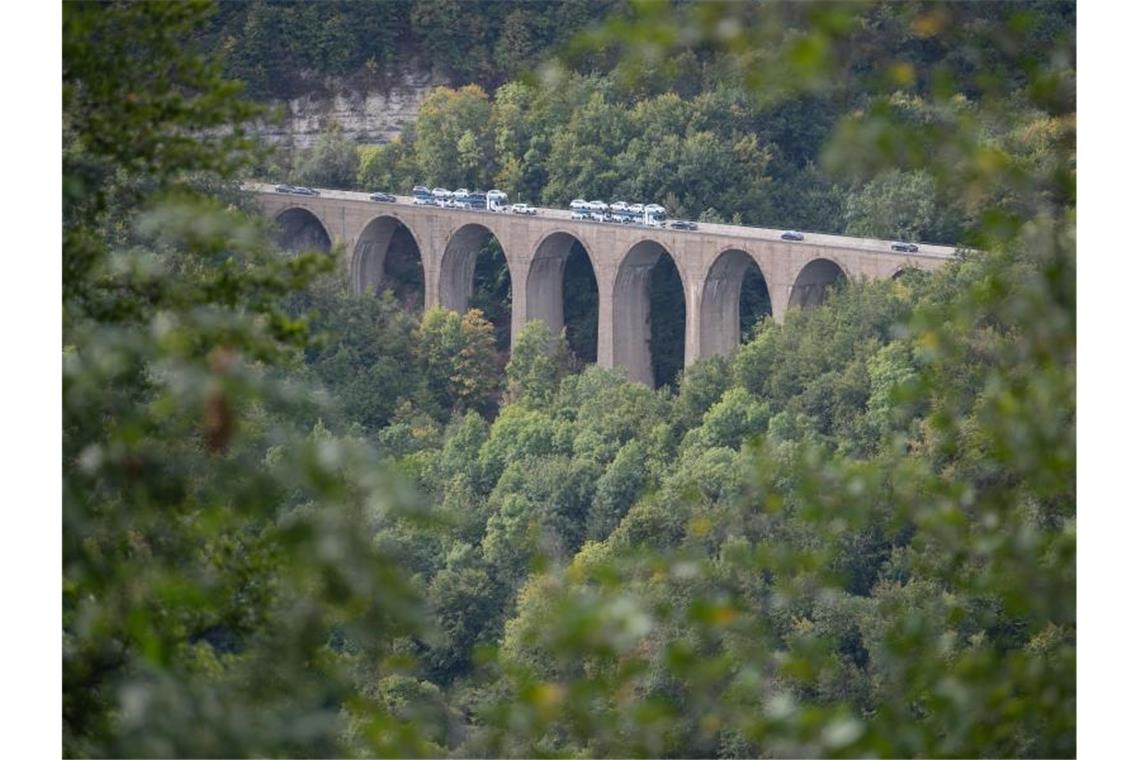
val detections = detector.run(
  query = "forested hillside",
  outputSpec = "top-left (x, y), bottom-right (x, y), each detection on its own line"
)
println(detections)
top-left (64, 2), bottom-right (1075, 757)
top-left (198, 0), bottom-right (618, 99)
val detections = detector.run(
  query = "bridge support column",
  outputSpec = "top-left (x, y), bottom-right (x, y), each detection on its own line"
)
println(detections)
top-left (684, 283), bottom-right (702, 369)
top-left (509, 255), bottom-right (529, 352)
top-left (769, 279), bottom-right (792, 324)
top-left (423, 260), bottom-right (442, 310)
top-left (596, 289), bottom-right (615, 373)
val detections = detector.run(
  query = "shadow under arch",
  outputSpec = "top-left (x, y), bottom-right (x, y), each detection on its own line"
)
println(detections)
top-left (612, 239), bottom-right (687, 388)
top-left (788, 257), bottom-right (848, 311)
top-left (700, 248), bottom-right (772, 357)
top-left (352, 214), bottom-right (425, 311)
top-left (526, 230), bottom-right (599, 363)
top-left (274, 207), bottom-right (332, 254)
top-left (439, 222), bottom-right (513, 349)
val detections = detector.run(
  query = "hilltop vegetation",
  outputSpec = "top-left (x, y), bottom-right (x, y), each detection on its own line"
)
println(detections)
top-left (63, 1), bottom-right (1074, 757)
top-left (199, 0), bottom-right (618, 99)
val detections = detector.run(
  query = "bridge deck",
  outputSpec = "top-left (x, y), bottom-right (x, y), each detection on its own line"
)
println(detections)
top-left (246, 182), bottom-right (959, 260)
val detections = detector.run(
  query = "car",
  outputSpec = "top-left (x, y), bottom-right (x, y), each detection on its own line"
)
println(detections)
top-left (274, 184), bottom-right (293, 193)
top-left (781, 230), bottom-right (805, 241)
top-left (413, 195), bottom-right (433, 205)
top-left (570, 199), bottom-right (589, 211)
top-left (412, 185), bottom-right (429, 195)
top-left (670, 220), bottom-right (698, 231)
top-left (454, 188), bottom-right (470, 198)
top-left (571, 210), bottom-right (590, 220)
top-left (369, 192), bottom-right (396, 202)
top-left (511, 203), bottom-right (538, 215)
top-left (610, 201), bottom-right (629, 212)
top-left (891, 242), bottom-right (919, 252)
top-left (292, 186), bottom-right (319, 196)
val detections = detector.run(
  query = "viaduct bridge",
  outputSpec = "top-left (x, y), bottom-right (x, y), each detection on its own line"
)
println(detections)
top-left (251, 183), bottom-right (957, 386)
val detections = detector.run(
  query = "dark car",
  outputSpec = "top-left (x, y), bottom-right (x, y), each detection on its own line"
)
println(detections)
top-left (781, 230), bottom-right (804, 241)
top-left (274, 184), bottom-right (293, 193)
top-left (369, 192), bottom-right (396, 202)
top-left (669, 220), bottom-right (698, 231)
top-left (292, 186), bottom-right (319, 196)
top-left (891, 242), bottom-right (919, 253)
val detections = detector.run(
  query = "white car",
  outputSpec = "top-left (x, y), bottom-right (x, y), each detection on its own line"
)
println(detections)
top-left (571, 210), bottom-right (590, 220)
top-left (610, 201), bottom-right (629, 212)
top-left (511, 203), bottom-right (538, 215)
top-left (570, 199), bottom-right (589, 211)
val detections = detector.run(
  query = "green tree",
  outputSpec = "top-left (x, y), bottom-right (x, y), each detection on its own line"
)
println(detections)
top-left (415, 307), bottom-right (503, 419)
top-left (358, 135), bottom-right (416, 193)
top-left (843, 168), bottom-right (945, 242)
top-left (504, 320), bottom-right (575, 409)
top-left (413, 85), bottom-right (493, 187)
top-left (291, 122), bottom-right (360, 190)
top-left (63, 3), bottom-right (428, 755)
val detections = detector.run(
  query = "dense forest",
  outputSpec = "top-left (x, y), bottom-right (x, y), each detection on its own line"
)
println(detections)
top-left (63, 2), bottom-right (1075, 757)
top-left (200, 0), bottom-right (619, 99)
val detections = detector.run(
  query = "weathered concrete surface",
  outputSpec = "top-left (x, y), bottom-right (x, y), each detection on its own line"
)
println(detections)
top-left (250, 184), bottom-right (956, 385)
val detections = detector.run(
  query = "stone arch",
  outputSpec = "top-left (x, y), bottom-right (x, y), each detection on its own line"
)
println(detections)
top-left (439, 222), bottom-right (507, 312)
top-left (788, 257), bottom-right (848, 311)
top-left (274, 207), bottom-right (332, 253)
top-left (700, 248), bottom-right (772, 358)
top-left (612, 239), bottom-right (688, 387)
top-left (526, 230), bottom-right (599, 361)
top-left (439, 222), bottom-right (513, 348)
top-left (351, 215), bottom-right (425, 309)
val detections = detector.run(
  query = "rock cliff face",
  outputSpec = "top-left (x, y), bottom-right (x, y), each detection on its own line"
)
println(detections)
top-left (256, 67), bottom-right (445, 150)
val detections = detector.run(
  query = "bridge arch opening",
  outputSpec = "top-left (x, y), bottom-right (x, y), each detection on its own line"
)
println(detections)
top-left (440, 223), bottom-right (513, 351)
top-left (700, 249), bottom-right (772, 357)
top-left (274, 208), bottom-right (331, 254)
top-left (352, 215), bottom-right (424, 311)
top-left (788, 258), bottom-right (847, 311)
top-left (526, 231), bottom-right (598, 364)
top-left (613, 240), bottom-right (686, 388)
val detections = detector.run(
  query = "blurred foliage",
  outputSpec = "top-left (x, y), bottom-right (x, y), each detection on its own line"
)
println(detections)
top-left (64, 2), bottom-right (432, 756)
top-left (65, 1), bottom-right (1074, 757)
